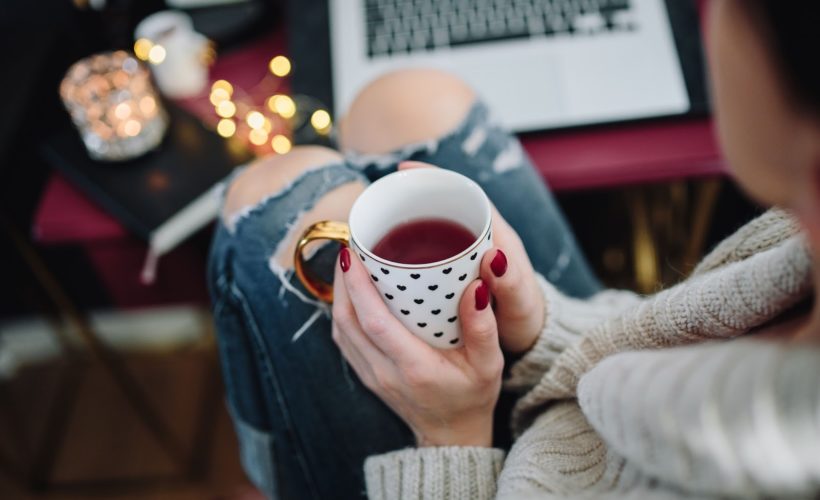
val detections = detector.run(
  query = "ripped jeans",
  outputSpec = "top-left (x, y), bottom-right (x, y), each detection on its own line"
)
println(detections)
top-left (207, 101), bottom-right (601, 499)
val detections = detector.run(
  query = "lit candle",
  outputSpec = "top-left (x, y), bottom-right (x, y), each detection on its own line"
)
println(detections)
top-left (60, 51), bottom-right (168, 161)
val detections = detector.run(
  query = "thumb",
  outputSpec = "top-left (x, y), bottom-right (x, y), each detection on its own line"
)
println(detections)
top-left (458, 279), bottom-right (502, 374)
top-left (398, 160), bottom-right (438, 171)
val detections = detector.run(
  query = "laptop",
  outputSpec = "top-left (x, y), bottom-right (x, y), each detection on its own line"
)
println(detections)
top-left (310, 0), bottom-right (707, 132)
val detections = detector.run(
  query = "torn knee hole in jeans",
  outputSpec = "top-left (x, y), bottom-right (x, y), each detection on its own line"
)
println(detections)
top-left (222, 161), bottom-right (347, 234)
top-left (344, 138), bottom-right (442, 171)
top-left (267, 181), bottom-right (364, 271)
top-left (265, 181), bottom-right (366, 340)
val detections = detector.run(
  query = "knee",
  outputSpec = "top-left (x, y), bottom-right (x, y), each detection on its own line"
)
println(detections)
top-left (223, 145), bottom-right (344, 224)
top-left (338, 69), bottom-right (476, 155)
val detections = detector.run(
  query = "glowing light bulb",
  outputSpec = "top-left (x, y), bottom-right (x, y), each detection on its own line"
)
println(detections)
top-left (249, 128), bottom-right (269, 145)
top-left (114, 102), bottom-right (132, 120)
top-left (148, 45), bottom-right (166, 64)
top-left (216, 100), bottom-right (236, 118)
top-left (269, 56), bottom-right (291, 77)
top-left (139, 96), bottom-right (156, 116)
top-left (271, 134), bottom-right (292, 154)
top-left (209, 88), bottom-right (230, 105)
top-left (246, 111), bottom-right (265, 129)
top-left (310, 109), bottom-right (331, 130)
top-left (211, 80), bottom-right (233, 95)
top-left (268, 94), bottom-right (296, 119)
top-left (217, 118), bottom-right (236, 137)
top-left (123, 119), bottom-right (142, 137)
top-left (134, 38), bottom-right (153, 61)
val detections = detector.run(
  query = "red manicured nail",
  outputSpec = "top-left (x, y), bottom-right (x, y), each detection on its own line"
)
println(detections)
top-left (475, 281), bottom-right (490, 310)
top-left (490, 250), bottom-right (507, 277)
top-left (339, 247), bottom-right (350, 272)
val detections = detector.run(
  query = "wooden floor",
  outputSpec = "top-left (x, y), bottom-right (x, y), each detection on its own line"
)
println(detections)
top-left (0, 343), bottom-right (259, 500)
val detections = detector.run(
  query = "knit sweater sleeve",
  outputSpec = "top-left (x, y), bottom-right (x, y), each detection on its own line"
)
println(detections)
top-left (504, 273), bottom-right (641, 393)
top-left (511, 236), bottom-right (813, 435)
top-left (577, 339), bottom-right (820, 497)
top-left (364, 447), bottom-right (506, 500)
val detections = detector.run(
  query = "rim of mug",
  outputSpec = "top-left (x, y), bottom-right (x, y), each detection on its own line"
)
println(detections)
top-left (349, 169), bottom-right (492, 270)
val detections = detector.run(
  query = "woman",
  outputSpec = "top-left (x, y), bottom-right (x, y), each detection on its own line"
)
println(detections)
top-left (208, 0), bottom-right (820, 497)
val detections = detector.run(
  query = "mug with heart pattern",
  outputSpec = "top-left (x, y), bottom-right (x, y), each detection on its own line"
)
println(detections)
top-left (294, 168), bottom-right (493, 349)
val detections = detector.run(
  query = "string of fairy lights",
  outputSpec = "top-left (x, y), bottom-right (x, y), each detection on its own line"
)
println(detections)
top-left (132, 38), bottom-right (333, 155)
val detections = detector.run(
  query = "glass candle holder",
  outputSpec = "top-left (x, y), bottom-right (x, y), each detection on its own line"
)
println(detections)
top-left (60, 50), bottom-right (168, 161)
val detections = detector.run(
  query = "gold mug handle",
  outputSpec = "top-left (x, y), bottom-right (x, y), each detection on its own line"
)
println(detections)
top-left (294, 220), bottom-right (350, 303)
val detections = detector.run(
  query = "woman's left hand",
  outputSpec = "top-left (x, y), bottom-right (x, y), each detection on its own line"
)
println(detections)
top-left (331, 247), bottom-right (504, 448)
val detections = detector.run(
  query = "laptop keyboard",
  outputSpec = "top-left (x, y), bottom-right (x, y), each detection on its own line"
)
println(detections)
top-left (365, 0), bottom-right (635, 58)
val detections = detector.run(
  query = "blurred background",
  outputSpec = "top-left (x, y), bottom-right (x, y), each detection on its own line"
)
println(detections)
top-left (0, 0), bottom-right (761, 498)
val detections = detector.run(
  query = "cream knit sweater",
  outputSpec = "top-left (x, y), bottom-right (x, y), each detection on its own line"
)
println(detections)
top-left (364, 209), bottom-right (820, 499)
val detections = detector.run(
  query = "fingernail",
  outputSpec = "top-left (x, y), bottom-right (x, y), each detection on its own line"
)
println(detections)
top-left (339, 247), bottom-right (350, 273)
top-left (475, 280), bottom-right (490, 310)
top-left (490, 250), bottom-right (507, 277)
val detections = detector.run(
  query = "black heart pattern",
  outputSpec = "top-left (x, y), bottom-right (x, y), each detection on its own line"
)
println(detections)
top-left (488, 232), bottom-right (491, 241)
top-left (370, 275), bottom-right (379, 282)
top-left (397, 285), bottom-right (407, 291)
top-left (428, 285), bottom-right (438, 291)
top-left (445, 293), bottom-right (455, 299)
top-left (360, 254), bottom-right (366, 261)
top-left (385, 293), bottom-right (393, 300)
top-left (414, 299), bottom-right (424, 304)
top-left (447, 316), bottom-right (457, 323)
top-left (443, 268), bottom-right (452, 274)
top-left (449, 338), bottom-right (459, 345)
top-left (381, 268), bottom-right (390, 274)
top-left (431, 309), bottom-right (441, 315)
top-left (470, 252), bottom-right (478, 260)
top-left (401, 309), bottom-right (410, 315)
top-left (434, 332), bottom-right (444, 337)
top-left (410, 273), bottom-right (420, 279)
top-left (458, 274), bottom-right (467, 281)
top-left (417, 322), bottom-right (427, 327)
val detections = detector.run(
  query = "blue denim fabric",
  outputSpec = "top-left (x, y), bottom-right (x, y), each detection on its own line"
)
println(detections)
top-left (207, 101), bottom-right (601, 499)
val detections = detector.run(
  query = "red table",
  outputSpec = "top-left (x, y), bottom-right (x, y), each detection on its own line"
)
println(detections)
top-left (33, 6), bottom-right (725, 308)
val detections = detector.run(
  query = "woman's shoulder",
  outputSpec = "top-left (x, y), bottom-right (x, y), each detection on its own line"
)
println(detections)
top-left (693, 208), bottom-right (801, 276)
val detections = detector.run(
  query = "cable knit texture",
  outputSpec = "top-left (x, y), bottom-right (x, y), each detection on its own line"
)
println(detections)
top-left (578, 339), bottom-right (820, 498)
top-left (365, 209), bottom-right (819, 499)
top-left (364, 447), bottom-right (506, 500)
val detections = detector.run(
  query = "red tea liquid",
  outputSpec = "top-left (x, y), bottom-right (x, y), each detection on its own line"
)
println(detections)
top-left (372, 218), bottom-right (476, 264)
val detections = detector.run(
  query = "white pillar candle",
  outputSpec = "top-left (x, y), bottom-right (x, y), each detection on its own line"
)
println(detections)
top-left (135, 11), bottom-right (211, 99)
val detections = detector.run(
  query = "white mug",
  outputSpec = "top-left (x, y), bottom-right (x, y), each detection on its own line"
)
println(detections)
top-left (295, 169), bottom-right (493, 349)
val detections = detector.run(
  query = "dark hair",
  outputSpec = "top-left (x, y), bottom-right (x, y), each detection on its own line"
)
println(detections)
top-left (743, 1), bottom-right (820, 116)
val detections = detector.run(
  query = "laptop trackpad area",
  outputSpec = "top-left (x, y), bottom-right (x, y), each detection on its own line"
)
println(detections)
top-left (443, 50), bottom-right (566, 132)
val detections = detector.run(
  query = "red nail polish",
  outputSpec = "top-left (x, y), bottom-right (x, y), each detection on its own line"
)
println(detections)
top-left (339, 247), bottom-right (350, 272)
top-left (490, 250), bottom-right (507, 277)
top-left (475, 281), bottom-right (489, 310)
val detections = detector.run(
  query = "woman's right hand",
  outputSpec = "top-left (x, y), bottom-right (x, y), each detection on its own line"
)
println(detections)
top-left (479, 207), bottom-right (546, 354)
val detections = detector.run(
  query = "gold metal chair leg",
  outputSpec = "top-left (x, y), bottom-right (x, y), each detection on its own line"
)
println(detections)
top-left (684, 178), bottom-right (722, 273)
top-left (628, 189), bottom-right (660, 294)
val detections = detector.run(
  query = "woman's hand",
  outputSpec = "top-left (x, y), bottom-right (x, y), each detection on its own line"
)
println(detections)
top-left (478, 208), bottom-right (546, 354)
top-left (399, 161), bottom-right (546, 354)
top-left (331, 247), bottom-right (503, 448)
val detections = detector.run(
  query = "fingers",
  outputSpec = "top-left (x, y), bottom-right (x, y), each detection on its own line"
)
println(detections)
top-left (339, 248), bottom-right (433, 365)
top-left (480, 248), bottom-right (520, 305)
top-left (479, 246), bottom-right (544, 353)
top-left (457, 279), bottom-right (503, 379)
top-left (398, 160), bottom-right (436, 171)
top-left (332, 253), bottom-right (396, 387)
